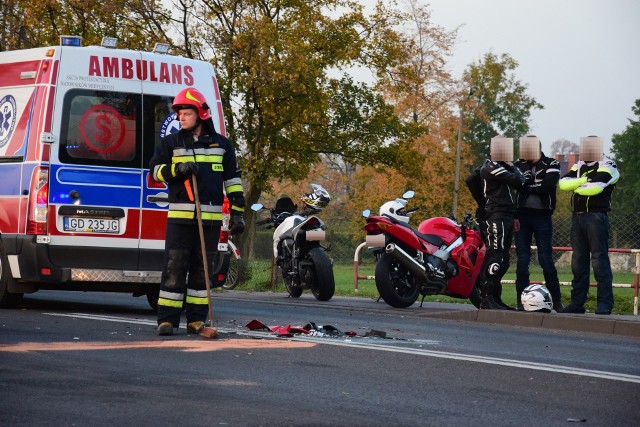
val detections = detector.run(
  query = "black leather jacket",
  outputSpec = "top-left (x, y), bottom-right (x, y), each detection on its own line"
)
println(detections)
top-left (514, 153), bottom-right (560, 216)
top-left (479, 159), bottom-right (525, 215)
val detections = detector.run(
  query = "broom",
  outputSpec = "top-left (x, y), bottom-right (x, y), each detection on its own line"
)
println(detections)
top-left (189, 173), bottom-right (219, 339)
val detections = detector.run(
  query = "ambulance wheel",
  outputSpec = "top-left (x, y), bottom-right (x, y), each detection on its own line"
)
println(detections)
top-left (146, 287), bottom-right (159, 311)
top-left (0, 239), bottom-right (23, 308)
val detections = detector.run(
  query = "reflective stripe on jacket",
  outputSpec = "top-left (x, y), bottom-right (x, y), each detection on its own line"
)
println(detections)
top-left (559, 159), bottom-right (619, 213)
top-left (149, 129), bottom-right (244, 225)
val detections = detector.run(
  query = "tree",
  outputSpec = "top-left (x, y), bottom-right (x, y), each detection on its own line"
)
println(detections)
top-left (550, 138), bottom-right (579, 156)
top-left (0, 1), bottom-right (169, 51)
top-left (163, 0), bottom-right (416, 256)
top-left (462, 52), bottom-right (544, 164)
top-left (611, 98), bottom-right (640, 214)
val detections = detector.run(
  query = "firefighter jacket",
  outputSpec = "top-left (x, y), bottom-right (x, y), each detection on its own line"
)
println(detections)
top-left (514, 153), bottom-right (560, 216)
top-left (558, 159), bottom-right (619, 213)
top-left (149, 129), bottom-right (245, 225)
top-left (479, 159), bottom-right (526, 215)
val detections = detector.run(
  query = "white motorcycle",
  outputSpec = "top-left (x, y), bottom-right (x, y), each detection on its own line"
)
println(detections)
top-left (252, 184), bottom-right (335, 301)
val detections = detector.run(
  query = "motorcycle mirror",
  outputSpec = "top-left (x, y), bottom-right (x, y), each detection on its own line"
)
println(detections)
top-left (250, 203), bottom-right (264, 211)
top-left (362, 209), bottom-right (371, 218)
top-left (402, 190), bottom-right (415, 199)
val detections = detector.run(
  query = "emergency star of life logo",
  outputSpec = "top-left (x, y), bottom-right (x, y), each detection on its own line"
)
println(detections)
top-left (0, 95), bottom-right (18, 148)
top-left (160, 113), bottom-right (181, 138)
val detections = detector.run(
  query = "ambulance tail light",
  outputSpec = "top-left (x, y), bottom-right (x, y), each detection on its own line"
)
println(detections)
top-left (27, 168), bottom-right (49, 235)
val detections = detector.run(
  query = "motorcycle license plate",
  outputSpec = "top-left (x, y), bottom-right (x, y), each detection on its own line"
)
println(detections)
top-left (366, 234), bottom-right (386, 248)
top-left (63, 217), bottom-right (119, 234)
top-left (305, 229), bottom-right (325, 241)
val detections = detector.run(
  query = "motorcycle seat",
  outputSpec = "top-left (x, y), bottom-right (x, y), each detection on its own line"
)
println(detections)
top-left (414, 230), bottom-right (444, 247)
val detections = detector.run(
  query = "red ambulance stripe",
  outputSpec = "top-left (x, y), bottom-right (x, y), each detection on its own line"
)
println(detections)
top-left (0, 60), bottom-right (42, 86)
top-left (42, 144), bottom-right (50, 162)
top-left (50, 60), bottom-right (58, 85)
top-left (217, 103), bottom-right (226, 136)
top-left (36, 59), bottom-right (53, 84)
top-left (212, 76), bottom-right (221, 99)
top-left (0, 199), bottom-right (22, 234)
top-left (26, 86), bottom-right (47, 161)
top-left (44, 86), bottom-right (56, 132)
top-left (140, 210), bottom-right (170, 240)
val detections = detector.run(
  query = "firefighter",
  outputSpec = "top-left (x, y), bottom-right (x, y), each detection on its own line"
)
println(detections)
top-left (149, 87), bottom-right (245, 336)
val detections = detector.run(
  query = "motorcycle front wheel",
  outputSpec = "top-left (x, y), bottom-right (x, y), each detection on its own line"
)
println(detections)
top-left (281, 265), bottom-right (303, 298)
top-left (307, 247), bottom-right (335, 301)
top-left (375, 253), bottom-right (419, 308)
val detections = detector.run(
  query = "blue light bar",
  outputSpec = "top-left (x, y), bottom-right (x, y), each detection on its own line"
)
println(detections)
top-left (60, 36), bottom-right (82, 47)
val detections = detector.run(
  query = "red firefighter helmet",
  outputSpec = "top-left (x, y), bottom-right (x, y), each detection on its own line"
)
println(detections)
top-left (172, 87), bottom-right (211, 120)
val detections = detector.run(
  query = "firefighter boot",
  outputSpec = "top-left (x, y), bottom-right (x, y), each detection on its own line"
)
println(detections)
top-left (157, 322), bottom-right (174, 336)
top-left (187, 321), bottom-right (205, 334)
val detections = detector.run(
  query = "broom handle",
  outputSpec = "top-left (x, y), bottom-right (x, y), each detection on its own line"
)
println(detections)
top-left (191, 173), bottom-right (214, 327)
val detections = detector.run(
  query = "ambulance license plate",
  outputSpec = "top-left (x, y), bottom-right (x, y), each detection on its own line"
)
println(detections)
top-left (63, 217), bottom-right (119, 234)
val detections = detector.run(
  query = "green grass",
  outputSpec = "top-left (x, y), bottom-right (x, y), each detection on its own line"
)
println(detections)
top-left (229, 260), bottom-right (639, 316)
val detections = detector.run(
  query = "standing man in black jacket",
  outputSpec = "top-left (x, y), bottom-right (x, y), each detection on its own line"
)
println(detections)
top-left (558, 136), bottom-right (619, 315)
top-left (514, 136), bottom-right (563, 312)
top-left (150, 87), bottom-right (245, 336)
top-left (477, 136), bottom-right (526, 309)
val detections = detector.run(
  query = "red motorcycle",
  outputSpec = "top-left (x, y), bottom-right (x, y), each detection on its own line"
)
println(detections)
top-left (363, 191), bottom-right (484, 308)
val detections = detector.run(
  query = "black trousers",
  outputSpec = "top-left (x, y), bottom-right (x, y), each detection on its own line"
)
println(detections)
top-left (479, 212), bottom-right (514, 298)
top-left (157, 222), bottom-right (220, 327)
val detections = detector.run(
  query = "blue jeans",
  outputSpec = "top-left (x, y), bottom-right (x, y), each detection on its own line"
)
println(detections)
top-left (570, 212), bottom-right (613, 311)
top-left (515, 214), bottom-right (561, 305)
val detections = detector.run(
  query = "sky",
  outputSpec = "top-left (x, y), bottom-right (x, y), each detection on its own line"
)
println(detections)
top-left (421, 0), bottom-right (640, 156)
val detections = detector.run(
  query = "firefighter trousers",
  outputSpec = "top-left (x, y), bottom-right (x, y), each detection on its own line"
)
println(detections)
top-left (157, 222), bottom-right (221, 327)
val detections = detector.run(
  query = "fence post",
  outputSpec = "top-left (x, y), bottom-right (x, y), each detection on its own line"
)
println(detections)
top-left (634, 251), bottom-right (639, 316)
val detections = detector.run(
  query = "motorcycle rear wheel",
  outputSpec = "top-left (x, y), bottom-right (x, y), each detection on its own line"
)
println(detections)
top-left (375, 253), bottom-right (419, 308)
top-left (308, 247), bottom-right (335, 301)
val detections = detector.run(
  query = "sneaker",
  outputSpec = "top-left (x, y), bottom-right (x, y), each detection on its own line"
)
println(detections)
top-left (157, 322), bottom-right (174, 336)
top-left (560, 302), bottom-right (585, 314)
top-left (595, 308), bottom-right (612, 315)
top-left (187, 321), bottom-right (205, 333)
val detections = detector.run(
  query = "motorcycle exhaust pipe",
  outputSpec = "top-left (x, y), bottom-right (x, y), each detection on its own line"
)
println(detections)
top-left (385, 243), bottom-right (429, 282)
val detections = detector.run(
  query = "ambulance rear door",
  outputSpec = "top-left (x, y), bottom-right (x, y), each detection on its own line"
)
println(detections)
top-left (138, 53), bottom-right (223, 271)
top-left (47, 46), bottom-right (145, 270)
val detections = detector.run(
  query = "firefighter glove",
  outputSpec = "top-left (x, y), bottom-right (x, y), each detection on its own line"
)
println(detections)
top-left (176, 162), bottom-right (198, 177)
top-left (229, 215), bottom-right (245, 235)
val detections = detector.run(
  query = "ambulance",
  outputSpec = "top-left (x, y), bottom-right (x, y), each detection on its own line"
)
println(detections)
top-left (0, 36), bottom-right (229, 308)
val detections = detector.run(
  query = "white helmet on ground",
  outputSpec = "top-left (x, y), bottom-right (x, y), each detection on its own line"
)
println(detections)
top-left (521, 284), bottom-right (553, 313)
top-left (379, 198), bottom-right (410, 223)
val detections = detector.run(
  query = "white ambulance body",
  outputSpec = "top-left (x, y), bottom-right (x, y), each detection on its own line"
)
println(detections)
top-left (0, 38), bottom-right (227, 308)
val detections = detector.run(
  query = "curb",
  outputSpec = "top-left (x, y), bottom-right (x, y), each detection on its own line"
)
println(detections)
top-left (216, 291), bottom-right (640, 338)
top-left (423, 309), bottom-right (640, 338)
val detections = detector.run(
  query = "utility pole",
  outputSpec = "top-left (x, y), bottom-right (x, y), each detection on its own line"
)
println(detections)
top-left (452, 87), bottom-right (476, 220)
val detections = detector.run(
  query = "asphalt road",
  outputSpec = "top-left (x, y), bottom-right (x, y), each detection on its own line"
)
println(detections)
top-left (1, 290), bottom-right (639, 426)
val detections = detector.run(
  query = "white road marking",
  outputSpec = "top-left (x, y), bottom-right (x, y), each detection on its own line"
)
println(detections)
top-left (44, 312), bottom-right (640, 384)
